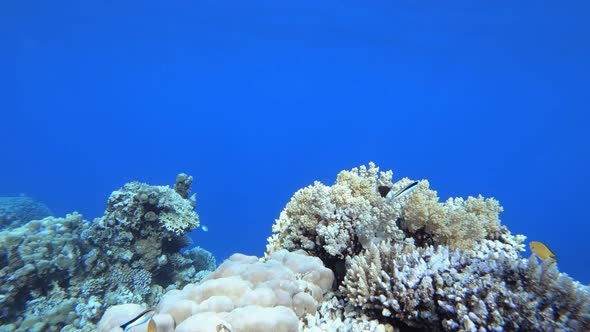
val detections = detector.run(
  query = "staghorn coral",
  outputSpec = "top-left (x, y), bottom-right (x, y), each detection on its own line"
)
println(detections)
top-left (341, 239), bottom-right (590, 331)
top-left (0, 175), bottom-right (215, 331)
top-left (98, 250), bottom-right (335, 332)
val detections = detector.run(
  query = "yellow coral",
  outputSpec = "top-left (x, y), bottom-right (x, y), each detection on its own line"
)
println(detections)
top-left (402, 181), bottom-right (503, 249)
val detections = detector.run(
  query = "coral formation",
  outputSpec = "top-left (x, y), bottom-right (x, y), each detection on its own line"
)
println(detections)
top-left (341, 239), bottom-right (590, 331)
top-left (401, 181), bottom-right (503, 249)
top-left (0, 196), bottom-right (53, 229)
top-left (264, 163), bottom-right (590, 331)
top-left (265, 162), bottom-right (506, 283)
top-left (96, 179), bottom-right (199, 237)
top-left (97, 250), bottom-right (334, 332)
top-left (265, 163), bottom-right (405, 280)
top-left (0, 175), bottom-right (214, 331)
top-left (174, 173), bottom-right (194, 199)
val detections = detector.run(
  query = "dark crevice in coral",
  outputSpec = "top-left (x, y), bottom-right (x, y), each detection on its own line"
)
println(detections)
top-left (2, 287), bottom-right (30, 324)
top-left (162, 235), bottom-right (192, 252)
top-left (396, 218), bottom-right (434, 248)
top-left (392, 320), bottom-right (432, 332)
top-left (353, 305), bottom-right (437, 332)
top-left (0, 252), bottom-right (7, 270)
top-left (153, 263), bottom-right (175, 285)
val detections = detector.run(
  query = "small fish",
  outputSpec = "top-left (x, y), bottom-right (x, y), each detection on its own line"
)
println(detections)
top-left (530, 241), bottom-right (557, 263)
top-left (120, 308), bottom-right (155, 332)
top-left (378, 181), bottom-right (420, 200)
top-left (201, 225), bottom-right (209, 232)
top-left (148, 318), bottom-right (157, 332)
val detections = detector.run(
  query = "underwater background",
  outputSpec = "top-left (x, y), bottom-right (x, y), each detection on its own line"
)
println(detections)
top-left (3, 0), bottom-right (589, 287)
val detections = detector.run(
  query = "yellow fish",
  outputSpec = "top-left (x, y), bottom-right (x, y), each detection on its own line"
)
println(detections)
top-left (530, 241), bottom-right (557, 263)
top-left (148, 318), bottom-right (157, 332)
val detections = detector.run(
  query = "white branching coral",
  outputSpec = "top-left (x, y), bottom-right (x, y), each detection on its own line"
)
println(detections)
top-left (266, 163), bottom-right (406, 260)
top-left (266, 162), bottom-right (508, 268)
top-left (341, 239), bottom-right (590, 331)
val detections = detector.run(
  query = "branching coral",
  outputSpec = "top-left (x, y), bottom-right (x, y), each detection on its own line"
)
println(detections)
top-left (89, 163), bottom-right (590, 332)
top-left (266, 163), bottom-right (405, 265)
top-left (266, 162), bottom-right (509, 284)
top-left (401, 180), bottom-right (503, 249)
top-left (341, 239), bottom-right (590, 331)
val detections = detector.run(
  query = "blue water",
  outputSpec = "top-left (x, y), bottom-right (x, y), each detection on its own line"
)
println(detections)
top-left (3, 1), bottom-right (589, 283)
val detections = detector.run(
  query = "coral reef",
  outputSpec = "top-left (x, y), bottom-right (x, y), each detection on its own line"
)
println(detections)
top-left (0, 196), bottom-right (53, 229)
top-left (98, 250), bottom-right (334, 332)
top-left (0, 175), bottom-right (214, 332)
top-left (264, 163), bottom-right (590, 331)
top-left (5, 163), bottom-right (589, 331)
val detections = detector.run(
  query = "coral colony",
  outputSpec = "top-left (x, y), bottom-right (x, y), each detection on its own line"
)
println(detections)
top-left (1, 163), bottom-right (589, 331)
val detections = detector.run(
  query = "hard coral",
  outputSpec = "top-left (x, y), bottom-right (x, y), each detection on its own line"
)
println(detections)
top-left (0, 175), bottom-right (214, 331)
top-left (266, 163), bottom-right (405, 261)
top-left (266, 162), bottom-right (506, 284)
top-left (341, 239), bottom-right (590, 331)
top-left (98, 250), bottom-right (334, 332)
top-left (0, 196), bottom-right (53, 229)
top-left (401, 180), bottom-right (503, 249)
top-left (100, 178), bottom-right (199, 236)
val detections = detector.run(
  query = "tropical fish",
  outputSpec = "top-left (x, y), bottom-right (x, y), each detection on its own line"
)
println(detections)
top-left (201, 225), bottom-right (209, 232)
top-left (120, 308), bottom-right (155, 332)
top-left (530, 241), bottom-right (557, 263)
top-left (148, 318), bottom-right (157, 332)
top-left (378, 181), bottom-right (419, 200)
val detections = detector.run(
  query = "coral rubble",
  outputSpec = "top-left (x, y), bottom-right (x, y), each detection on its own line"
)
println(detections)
top-left (0, 175), bottom-right (214, 332)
